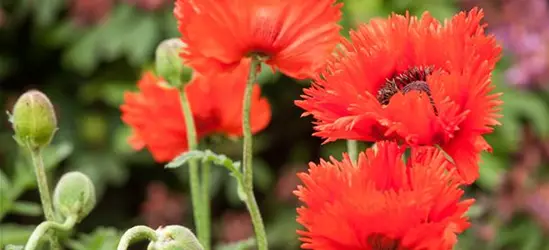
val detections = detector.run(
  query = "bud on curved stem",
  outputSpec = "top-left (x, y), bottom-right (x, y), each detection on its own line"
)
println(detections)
top-left (24, 215), bottom-right (78, 250)
top-left (53, 171), bottom-right (96, 222)
top-left (117, 226), bottom-right (158, 250)
top-left (147, 225), bottom-right (204, 250)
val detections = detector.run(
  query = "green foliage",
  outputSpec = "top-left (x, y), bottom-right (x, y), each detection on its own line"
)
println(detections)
top-left (67, 227), bottom-right (122, 250)
top-left (167, 150), bottom-right (247, 201)
top-left (0, 142), bottom-right (73, 220)
top-left (2, 0), bottom-right (549, 249)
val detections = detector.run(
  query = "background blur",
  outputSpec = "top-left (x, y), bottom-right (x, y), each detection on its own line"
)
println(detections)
top-left (1, 0), bottom-right (549, 249)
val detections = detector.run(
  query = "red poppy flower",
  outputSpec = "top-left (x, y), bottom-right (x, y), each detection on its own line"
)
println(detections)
top-left (295, 8), bottom-right (502, 184)
top-left (120, 65), bottom-right (271, 162)
top-left (174, 0), bottom-right (342, 79)
top-left (295, 141), bottom-right (473, 250)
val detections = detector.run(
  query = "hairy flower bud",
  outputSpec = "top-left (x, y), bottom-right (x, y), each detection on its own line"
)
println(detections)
top-left (147, 225), bottom-right (204, 250)
top-left (155, 38), bottom-right (193, 86)
top-left (53, 171), bottom-right (96, 222)
top-left (10, 90), bottom-right (57, 149)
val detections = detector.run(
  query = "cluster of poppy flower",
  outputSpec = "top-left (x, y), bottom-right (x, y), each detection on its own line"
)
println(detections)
top-left (120, 0), bottom-right (502, 248)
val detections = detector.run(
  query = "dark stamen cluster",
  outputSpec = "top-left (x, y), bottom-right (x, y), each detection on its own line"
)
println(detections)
top-left (376, 66), bottom-right (438, 116)
top-left (367, 234), bottom-right (403, 250)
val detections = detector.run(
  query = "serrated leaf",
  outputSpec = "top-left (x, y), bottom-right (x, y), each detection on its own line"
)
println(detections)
top-left (166, 150), bottom-right (242, 174)
top-left (168, 150), bottom-right (247, 202)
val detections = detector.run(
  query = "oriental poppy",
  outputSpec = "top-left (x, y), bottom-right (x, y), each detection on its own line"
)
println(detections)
top-left (174, 0), bottom-right (342, 79)
top-left (296, 8), bottom-right (502, 184)
top-left (295, 141), bottom-right (473, 250)
top-left (120, 65), bottom-right (271, 162)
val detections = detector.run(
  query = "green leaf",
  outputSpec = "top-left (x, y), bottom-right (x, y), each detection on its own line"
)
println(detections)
top-left (67, 227), bottom-right (122, 250)
top-left (215, 238), bottom-right (256, 250)
top-left (167, 150), bottom-right (247, 202)
top-left (124, 14), bottom-right (160, 66)
top-left (97, 4), bottom-right (136, 61)
top-left (42, 142), bottom-right (74, 171)
top-left (10, 201), bottom-right (43, 216)
top-left (0, 169), bottom-right (11, 193)
top-left (0, 169), bottom-right (12, 217)
top-left (477, 152), bottom-right (505, 191)
top-left (252, 160), bottom-right (274, 192)
top-left (45, 21), bottom-right (84, 46)
top-left (13, 141), bottom-right (73, 190)
top-left (166, 150), bottom-right (242, 174)
top-left (5, 245), bottom-right (24, 250)
top-left (62, 28), bottom-right (101, 75)
top-left (0, 224), bottom-right (35, 247)
top-left (32, 0), bottom-right (64, 26)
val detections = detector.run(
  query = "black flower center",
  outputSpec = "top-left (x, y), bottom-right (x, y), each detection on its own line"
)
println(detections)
top-left (367, 234), bottom-right (405, 250)
top-left (376, 66), bottom-right (438, 116)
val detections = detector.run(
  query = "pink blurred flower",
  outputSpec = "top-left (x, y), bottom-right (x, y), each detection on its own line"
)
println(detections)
top-left (140, 181), bottom-right (186, 228)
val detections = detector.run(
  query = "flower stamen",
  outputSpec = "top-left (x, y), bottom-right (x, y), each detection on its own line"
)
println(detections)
top-left (376, 66), bottom-right (438, 116)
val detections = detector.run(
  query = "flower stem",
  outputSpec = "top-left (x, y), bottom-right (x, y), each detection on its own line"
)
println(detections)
top-left (347, 140), bottom-right (358, 164)
top-left (178, 89), bottom-right (209, 250)
top-left (242, 58), bottom-right (268, 250)
top-left (116, 225), bottom-right (158, 250)
top-left (28, 146), bottom-right (61, 250)
top-left (25, 215), bottom-right (77, 250)
top-left (201, 160), bottom-right (211, 246)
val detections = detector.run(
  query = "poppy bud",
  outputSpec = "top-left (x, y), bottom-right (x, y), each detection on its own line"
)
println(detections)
top-left (155, 38), bottom-right (193, 86)
top-left (10, 90), bottom-right (57, 149)
top-left (147, 225), bottom-right (204, 250)
top-left (53, 171), bottom-right (96, 222)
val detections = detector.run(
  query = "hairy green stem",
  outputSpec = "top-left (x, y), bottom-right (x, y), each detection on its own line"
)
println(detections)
top-left (346, 140), bottom-right (358, 164)
top-left (116, 225), bottom-right (157, 250)
top-left (24, 215), bottom-right (77, 250)
top-left (201, 160), bottom-right (211, 247)
top-left (179, 89), bottom-right (209, 249)
top-left (242, 58), bottom-right (268, 250)
top-left (28, 146), bottom-right (61, 250)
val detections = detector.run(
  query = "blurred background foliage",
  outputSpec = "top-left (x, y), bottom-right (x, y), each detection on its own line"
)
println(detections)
top-left (1, 0), bottom-right (549, 249)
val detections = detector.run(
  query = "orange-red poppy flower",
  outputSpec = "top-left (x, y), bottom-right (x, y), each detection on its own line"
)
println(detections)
top-left (295, 8), bottom-right (502, 184)
top-left (120, 65), bottom-right (271, 162)
top-left (174, 0), bottom-right (342, 79)
top-left (295, 141), bottom-right (473, 250)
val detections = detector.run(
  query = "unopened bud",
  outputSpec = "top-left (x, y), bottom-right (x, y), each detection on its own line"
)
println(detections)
top-left (155, 38), bottom-right (193, 86)
top-left (147, 225), bottom-right (204, 250)
top-left (53, 171), bottom-right (96, 222)
top-left (10, 90), bottom-right (57, 149)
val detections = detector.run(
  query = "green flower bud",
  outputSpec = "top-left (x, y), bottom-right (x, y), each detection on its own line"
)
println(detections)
top-left (155, 38), bottom-right (193, 86)
top-left (53, 171), bottom-right (96, 222)
top-left (147, 225), bottom-right (204, 250)
top-left (10, 90), bottom-right (57, 149)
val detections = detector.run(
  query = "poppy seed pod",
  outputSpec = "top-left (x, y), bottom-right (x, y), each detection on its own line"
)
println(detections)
top-left (147, 225), bottom-right (204, 250)
top-left (10, 90), bottom-right (57, 149)
top-left (53, 171), bottom-right (96, 222)
top-left (155, 38), bottom-right (192, 86)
